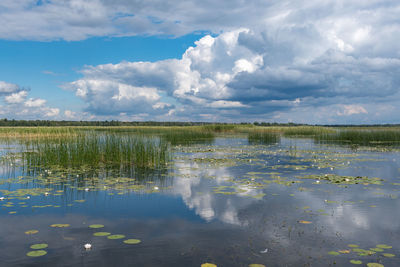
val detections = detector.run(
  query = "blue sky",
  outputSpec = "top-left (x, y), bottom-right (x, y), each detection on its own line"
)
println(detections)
top-left (0, 0), bottom-right (399, 124)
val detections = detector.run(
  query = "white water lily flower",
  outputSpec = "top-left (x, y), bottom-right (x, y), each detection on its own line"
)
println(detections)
top-left (84, 243), bottom-right (92, 250)
top-left (154, 186), bottom-right (159, 190)
top-left (85, 188), bottom-right (89, 192)
top-left (0, 197), bottom-right (5, 201)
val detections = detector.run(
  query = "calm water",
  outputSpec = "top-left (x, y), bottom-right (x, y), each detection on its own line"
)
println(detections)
top-left (0, 137), bottom-right (399, 266)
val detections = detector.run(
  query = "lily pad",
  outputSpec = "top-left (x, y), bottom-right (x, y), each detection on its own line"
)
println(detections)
top-left (30, 243), bottom-right (48, 249)
top-left (366, 263), bottom-right (384, 267)
top-left (107, 234), bottom-right (125, 240)
top-left (350, 260), bottom-right (362, 265)
top-left (370, 248), bottom-right (384, 252)
top-left (25, 230), bottom-right (39, 235)
top-left (298, 220), bottom-right (312, 224)
top-left (50, 224), bottom-right (70, 228)
top-left (201, 264), bottom-right (217, 267)
top-left (249, 264), bottom-right (266, 267)
top-left (382, 253), bottom-right (395, 257)
top-left (89, 224), bottom-right (104, 229)
top-left (348, 244), bottom-right (359, 248)
top-left (26, 250), bottom-right (47, 257)
top-left (123, 239), bottom-right (141, 244)
top-left (328, 251), bottom-right (340, 256)
top-left (93, 232), bottom-right (111, 236)
top-left (376, 244), bottom-right (392, 249)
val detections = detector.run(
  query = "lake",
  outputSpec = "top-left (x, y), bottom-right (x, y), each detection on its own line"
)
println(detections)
top-left (0, 134), bottom-right (399, 267)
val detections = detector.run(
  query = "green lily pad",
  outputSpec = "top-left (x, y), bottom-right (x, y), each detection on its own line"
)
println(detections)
top-left (382, 253), bottom-right (395, 257)
top-left (107, 234), bottom-right (125, 240)
top-left (89, 224), bottom-right (104, 229)
top-left (201, 264), bottom-right (217, 267)
top-left (50, 224), bottom-right (70, 228)
top-left (370, 248), bottom-right (384, 252)
top-left (328, 251), bottom-right (340, 256)
top-left (30, 243), bottom-right (48, 249)
top-left (348, 244), bottom-right (359, 248)
top-left (26, 250), bottom-right (47, 257)
top-left (366, 263), bottom-right (384, 267)
top-left (350, 260), bottom-right (362, 265)
top-left (25, 230), bottom-right (38, 235)
top-left (123, 239), bottom-right (141, 244)
top-left (376, 244), bottom-right (392, 249)
top-left (93, 232), bottom-right (111, 236)
top-left (248, 264), bottom-right (266, 267)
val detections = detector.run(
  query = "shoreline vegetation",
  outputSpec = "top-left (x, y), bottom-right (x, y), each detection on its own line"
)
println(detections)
top-left (1, 124), bottom-right (400, 171)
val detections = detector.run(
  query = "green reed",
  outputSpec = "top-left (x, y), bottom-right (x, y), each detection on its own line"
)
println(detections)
top-left (317, 129), bottom-right (400, 146)
top-left (248, 131), bottom-right (281, 145)
top-left (282, 126), bottom-right (334, 137)
top-left (21, 133), bottom-right (170, 169)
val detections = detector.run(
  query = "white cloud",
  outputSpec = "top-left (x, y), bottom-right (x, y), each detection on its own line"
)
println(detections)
top-left (337, 105), bottom-right (368, 116)
top-left (0, 81), bottom-right (21, 94)
top-left (64, 110), bottom-right (76, 119)
top-left (5, 91), bottom-right (28, 104)
top-left (2, 1), bottom-right (400, 123)
top-left (24, 98), bottom-right (46, 107)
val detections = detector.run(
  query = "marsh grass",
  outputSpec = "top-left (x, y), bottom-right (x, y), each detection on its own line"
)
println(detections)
top-left (163, 130), bottom-right (214, 145)
top-left (248, 131), bottom-right (281, 145)
top-left (282, 126), bottom-right (334, 137)
top-left (21, 133), bottom-right (170, 170)
top-left (317, 129), bottom-right (400, 146)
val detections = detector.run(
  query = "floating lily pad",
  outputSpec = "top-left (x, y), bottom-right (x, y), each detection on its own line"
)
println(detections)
top-left (350, 260), bottom-right (362, 265)
top-left (382, 253), bottom-right (395, 257)
top-left (370, 248), bottom-right (384, 252)
top-left (366, 263), bottom-right (384, 267)
top-left (89, 224), bottom-right (104, 229)
top-left (93, 232), bottom-right (111, 236)
top-left (328, 251), bottom-right (340, 256)
top-left (123, 239), bottom-right (141, 244)
top-left (25, 230), bottom-right (38, 235)
top-left (30, 243), bottom-right (48, 249)
top-left (339, 250), bottom-right (350, 254)
top-left (376, 244), bottom-right (392, 249)
top-left (348, 244), bottom-right (359, 248)
top-left (50, 224), bottom-right (70, 228)
top-left (27, 250), bottom-right (47, 257)
top-left (107, 234), bottom-right (125, 240)
top-left (201, 264), bottom-right (217, 267)
top-left (298, 220), bottom-right (312, 224)
top-left (249, 264), bottom-right (266, 267)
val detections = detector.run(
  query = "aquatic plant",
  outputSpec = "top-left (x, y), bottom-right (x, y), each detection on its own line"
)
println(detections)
top-left (248, 131), bottom-right (280, 145)
top-left (317, 129), bottom-right (400, 146)
top-left (20, 133), bottom-right (170, 170)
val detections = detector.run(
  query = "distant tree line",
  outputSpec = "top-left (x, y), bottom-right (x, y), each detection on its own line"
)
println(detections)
top-left (0, 118), bottom-right (398, 127)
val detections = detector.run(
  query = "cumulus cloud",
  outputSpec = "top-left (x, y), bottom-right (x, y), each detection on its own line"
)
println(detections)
top-left (3, 1), bottom-right (400, 123)
top-left (66, 10), bottom-right (400, 123)
top-left (5, 91), bottom-right (28, 104)
top-left (0, 80), bottom-right (60, 119)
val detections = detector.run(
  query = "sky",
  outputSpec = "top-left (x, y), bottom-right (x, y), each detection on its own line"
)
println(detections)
top-left (0, 0), bottom-right (399, 124)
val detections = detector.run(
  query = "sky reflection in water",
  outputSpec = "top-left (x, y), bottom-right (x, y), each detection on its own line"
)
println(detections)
top-left (0, 137), bottom-right (399, 266)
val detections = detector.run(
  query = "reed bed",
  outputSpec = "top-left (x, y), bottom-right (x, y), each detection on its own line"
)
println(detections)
top-left (21, 133), bottom-right (170, 169)
top-left (248, 131), bottom-right (281, 145)
top-left (282, 126), bottom-right (334, 137)
top-left (162, 130), bottom-right (214, 145)
top-left (317, 129), bottom-right (400, 146)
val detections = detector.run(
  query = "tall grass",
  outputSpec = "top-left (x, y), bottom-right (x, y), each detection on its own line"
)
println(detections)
top-left (282, 126), bottom-right (334, 137)
top-left (21, 133), bottom-right (170, 169)
top-left (317, 129), bottom-right (400, 146)
top-left (248, 131), bottom-right (281, 145)
top-left (163, 130), bottom-right (214, 145)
